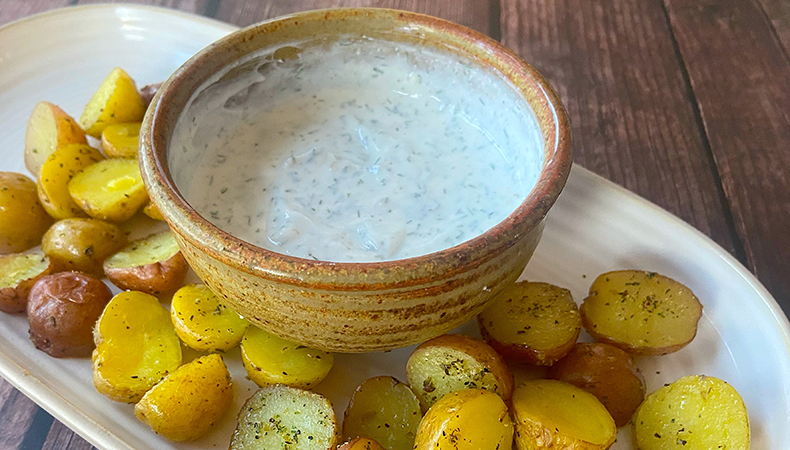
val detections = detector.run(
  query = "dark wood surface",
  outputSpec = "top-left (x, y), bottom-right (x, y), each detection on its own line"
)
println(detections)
top-left (0, 0), bottom-right (788, 448)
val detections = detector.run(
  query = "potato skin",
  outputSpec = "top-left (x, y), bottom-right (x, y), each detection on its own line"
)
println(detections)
top-left (338, 438), bottom-right (386, 450)
top-left (27, 272), bottom-right (111, 357)
top-left (104, 252), bottom-right (187, 295)
top-left (37, 144), bottom-right (104, 219)
top-left (24, 101), bottom-right (87, 176)
top-left (0, 172), bottom-right (53, 254)
top-left (549, 343), bottom-right (645, 427)
top-left (41, 218), bottom-right (127, 276)
top-left (0, 251), bottom-right (52, 313)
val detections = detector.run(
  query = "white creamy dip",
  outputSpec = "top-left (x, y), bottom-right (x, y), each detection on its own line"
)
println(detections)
top-left (170, 37), bottom-right (544, 262)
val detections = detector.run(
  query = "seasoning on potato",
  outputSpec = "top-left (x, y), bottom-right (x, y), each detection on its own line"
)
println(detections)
top-left (67, 158), bottom-right (149, 222)
top-left (337, 438), bottom-right (386, 450)
top-left (581, 270), bottom-right (703, 355)
top-left (27, 272), bottom-right (111, 357)
top-left (170, 284), bottom-right (248, 351)
top-left (103, 231), bottom-right (187, 295)
top-left (0, 172), bottom-right (53, 254)
top-left (101, 122), bottom-right (141, 158)
top-left (80, 67), bottom-right (146, 138)
top-left (24, 101), bottom-right (87, 176)
top-left (0, 250), bottom-right (52, 314)
top-left (37, 143), bottom-right (104, 219)
top-left (41, 218), bottom-right (127, 276)
top-left (478, 281), bottom-right (582, 365)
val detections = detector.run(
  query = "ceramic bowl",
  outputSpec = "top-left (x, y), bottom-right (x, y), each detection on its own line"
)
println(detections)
top-left (140, 8), bottom-right (572, 353)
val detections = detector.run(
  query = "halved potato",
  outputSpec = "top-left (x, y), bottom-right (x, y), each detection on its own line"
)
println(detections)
top-left (338, 438), bottom-right (386, 450)
top-left (0, 250), bottom-right (52, 313)
top-left (414, 388), bottom-right (513, 450)
top-left (230, 385), bottom-right (339, 450)
top-left (241, 326), bottom-right (333, 389)
top-left (92, 291), bottom-right (182, 402)
top-left (37, 143), bottom-right (104, 219)
top-left (406, 334), bottom-right (513, 411)
top-left (343, 376), bottom-right (421, 450)
top-left (80, 68), bottom-right (146, 138)
top-left (103, 231), bottom-right (187, 294)
top-left (135, 354), bottom-right (233, 442)
top-left (479, 281), bottom-right (582, 365)
top-left (41, 218), bottom-right (127, 276)
top-left (68, 158), bottom-right (148, 222)
top-left (170, 284), bottom-right (248, 352)
top-left (142, 200), bottom-right (165, 221)
top-left (581, 271), bottom-right (703, 355)
top-left (24, 101), bottom-right (87, 175)
top-left (101, 122), bottom-right (141, 158)
top-left (509, 362), bottom-right (548, 387)
top-left (0, 172), bottom-right (53, 254)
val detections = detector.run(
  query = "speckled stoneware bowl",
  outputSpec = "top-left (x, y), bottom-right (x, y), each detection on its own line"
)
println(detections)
top-left (140, 8), bottom-right (572, 353)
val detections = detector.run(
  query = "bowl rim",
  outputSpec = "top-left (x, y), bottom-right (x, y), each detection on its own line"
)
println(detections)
top-left (140, 7), bottom-right (572, 289)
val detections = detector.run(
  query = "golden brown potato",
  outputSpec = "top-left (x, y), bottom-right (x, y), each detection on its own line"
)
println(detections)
top-left (37, 143), bottom-right (104, 219)
top-left (512, 379), bottom-right (617, 450)
top-left (479, 281), bottom-right (582, 365)
top-left (171, 284), bottom-right (249, 352)
top-left (41, 218), bottom-right (127, 276)
top-left (24, 101), bottom-right (87, 175)
top-left (0, 251), bottom-right (52, 313)
top-left (632, 375), bottom-right (749, 450)
top-left (549, 343), bottom-right (645, 427)
top-left (142, 200), bottom-right (165, 221)
top-left (343, 376), bottom-right (422, 450)
top-left (101, 122), bottom-right (141, 158)
top-left (406, 334), bottom-right (513, 411)
top-left (337, 438), bottom-right (386, 450)
top-left (135, 354), bottom-right (233, 442)
top-left (103, 231), bottom-right (187, 294)
top-left (414, 388), bottom-right (513, 450)
top-left (581, 271), bottom-right (703, 355)
top-left (27, 272), bottom-right (112, 357)
top-left (67, 158), bottom-right (148, 222)
top-left (80, 68), bottom-right (146, 138)
top-left (0, 172), bottom-right (53, 254)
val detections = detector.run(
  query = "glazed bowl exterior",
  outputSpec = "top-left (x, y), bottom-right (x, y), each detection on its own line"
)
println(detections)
top-left (140, 8), bottom-right (572, 353)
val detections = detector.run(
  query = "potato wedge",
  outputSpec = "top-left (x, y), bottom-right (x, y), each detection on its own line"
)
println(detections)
top-left (0, 250), bottom-right (52, 313)
top-left (92, 291), bottom-right (182, 402)
top-left (37, 144), bottom-right (104, 219)
top-left (135, 354), bottom-right (233, 442)
top-left (230, 385), bottom-right (339, 450)
top-left (171, 284), bottom-right (248, 352)
top-left (101, 122), bottom-right (141, 158)
top-left (406, 334), bottom-right (513, 411)
top-left (68, 158), bottom-right (148, 222)
top-left (24, 101), bottom-right (87, 175)
top-left (512, 379), bottom-right (616, 450)
top-left (581, 271), bottom-right (703, 355)
top-left (241, 326), bottom-right (333, 389)
top-left (103, 231), bottom-right (187, 294)
top-left (0, 172), bottom-right (53, 254)
top-left (142, 200), bottom-right (165, 221)
top-left (343, 376), bottom-right (421, 450)
top-left (338, 438), bottom-right (386, 450)
top-left (414, 388), bottom-right (513, 450)
top-left (80, 68), bottom-right (146, 138)
top-left (479, 281), bottom-right (582, 365)
top-left (549, 343), bottom-right (645, 427)
top-left (42, 218), bottom-right (127, 276)
top-left (27, 272), bottom-right (111, 357)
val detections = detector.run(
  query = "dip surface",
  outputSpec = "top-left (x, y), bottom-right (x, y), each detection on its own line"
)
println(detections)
top-left (170, 37), bottom-right (544, 262)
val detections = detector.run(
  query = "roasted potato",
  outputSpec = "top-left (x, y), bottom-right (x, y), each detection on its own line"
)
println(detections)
top-left (41, 218), bottom-right (127, 276)
top-left (338, 438), bottom-right (386, 450)
top-left (0, 172), bottom-right (53, 254)
top-left (509, 362), bottom-right (548, 386)
top-left (632, 375), bottom-right (749, 450)
top-left (549, 343), bottom-right (645, 427)
top-left (0, 250), bottom-right (52, 313)
top-left (170, 284), bottom-right (248, 351)
top-left (80, 68), bottom-right (146, 138)
top-left (343, 376), bottom-right (421, 450)
top-left (479, 281), bottom-right (582, 365)
top-left (37, 144), bottom-right (104, 219)
top-left (406, 334), bottom-right (513, 411)
top-left (24, 101), bottom-right (87, 175)
top-left (27, 272), bottom-right (111, 357)
top-left (511, 379), bottom-right (616, 450)
top-left (142, 200), bottom-right (165, 221)
top-left (230, 385), bottom-right (339, 450)
top-left (101, 122), bottom-right (141, 158)
top-left (92, 291), bottom-right (182, 402)
top-left (414, 388), bottom-right (513, 450)
top-left (103, 231), bottom-right (187, 294)
top-left (581, 271), bottom-right (703, 355)
top-left (135, 354), bottom-right (233, 442)
top-left (241, 326), bottom-right (333, 389)
top-left (67, 158), bottom-right (148, 222)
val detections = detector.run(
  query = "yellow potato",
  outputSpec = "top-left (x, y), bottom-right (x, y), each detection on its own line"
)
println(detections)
top-left (37, 144), bottom-right (104, 219)
top-left (80, 68), bottom-right (146, 138)
top-left (241, 326), bottom-right (333, 389)
top-left (170, 284), bottom-right (248, 351)
top-left (24, 101), bottom-right (87, 175)
top-left (103, 231), bottom-right (187, 295)
top-left (338, 438), bottom-right (386, 450)
top-left (135, 354), bottom-right (233, 442)
top-left (0, 172), bottom-right (53, 254)
top-left (0, 250), bottom-right (52, 313)
top-left (101, 122), bottom-right (141, 158)
top-left (142, 200), bottom-right (165, 221)
top-left (41, 218), bottom-right (127, 276)
top-left (414, 388), bottom-right (513, 450)
top-left (68, 158), bottom-right (148, 222)
top-left (92, 291), bottom-right (182, 402)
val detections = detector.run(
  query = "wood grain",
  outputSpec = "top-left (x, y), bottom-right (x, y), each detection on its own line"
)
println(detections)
top-left (73, 0), bottom-right (211, 15)
top-left (0, 382), bottom-right (41, 449)
top-left (0, 0), bottom-right (71, 26)
top-left (757, 0), bottom-right (790, 55)
top-left (41, 421), bottom-right (95, 450)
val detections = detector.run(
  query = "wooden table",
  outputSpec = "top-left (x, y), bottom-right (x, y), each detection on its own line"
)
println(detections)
top-left (1, 0), bottom-right (788, 448)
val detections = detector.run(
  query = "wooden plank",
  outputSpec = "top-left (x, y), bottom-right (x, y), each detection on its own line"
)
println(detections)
top-left (500, 0), bottom-right (740, 259)
top-left (756, 0), bottom-right (790, 55)
top-left (41, 421), bottom-right (95, 450)
top-left (0, 0), bottom-right (71, 26)
top-left (74, 0), bottom-right (211, 16)
top-left (664, 0), bottom-right (790, 305)
top-left (0, 382), bottom-right (40, 449)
